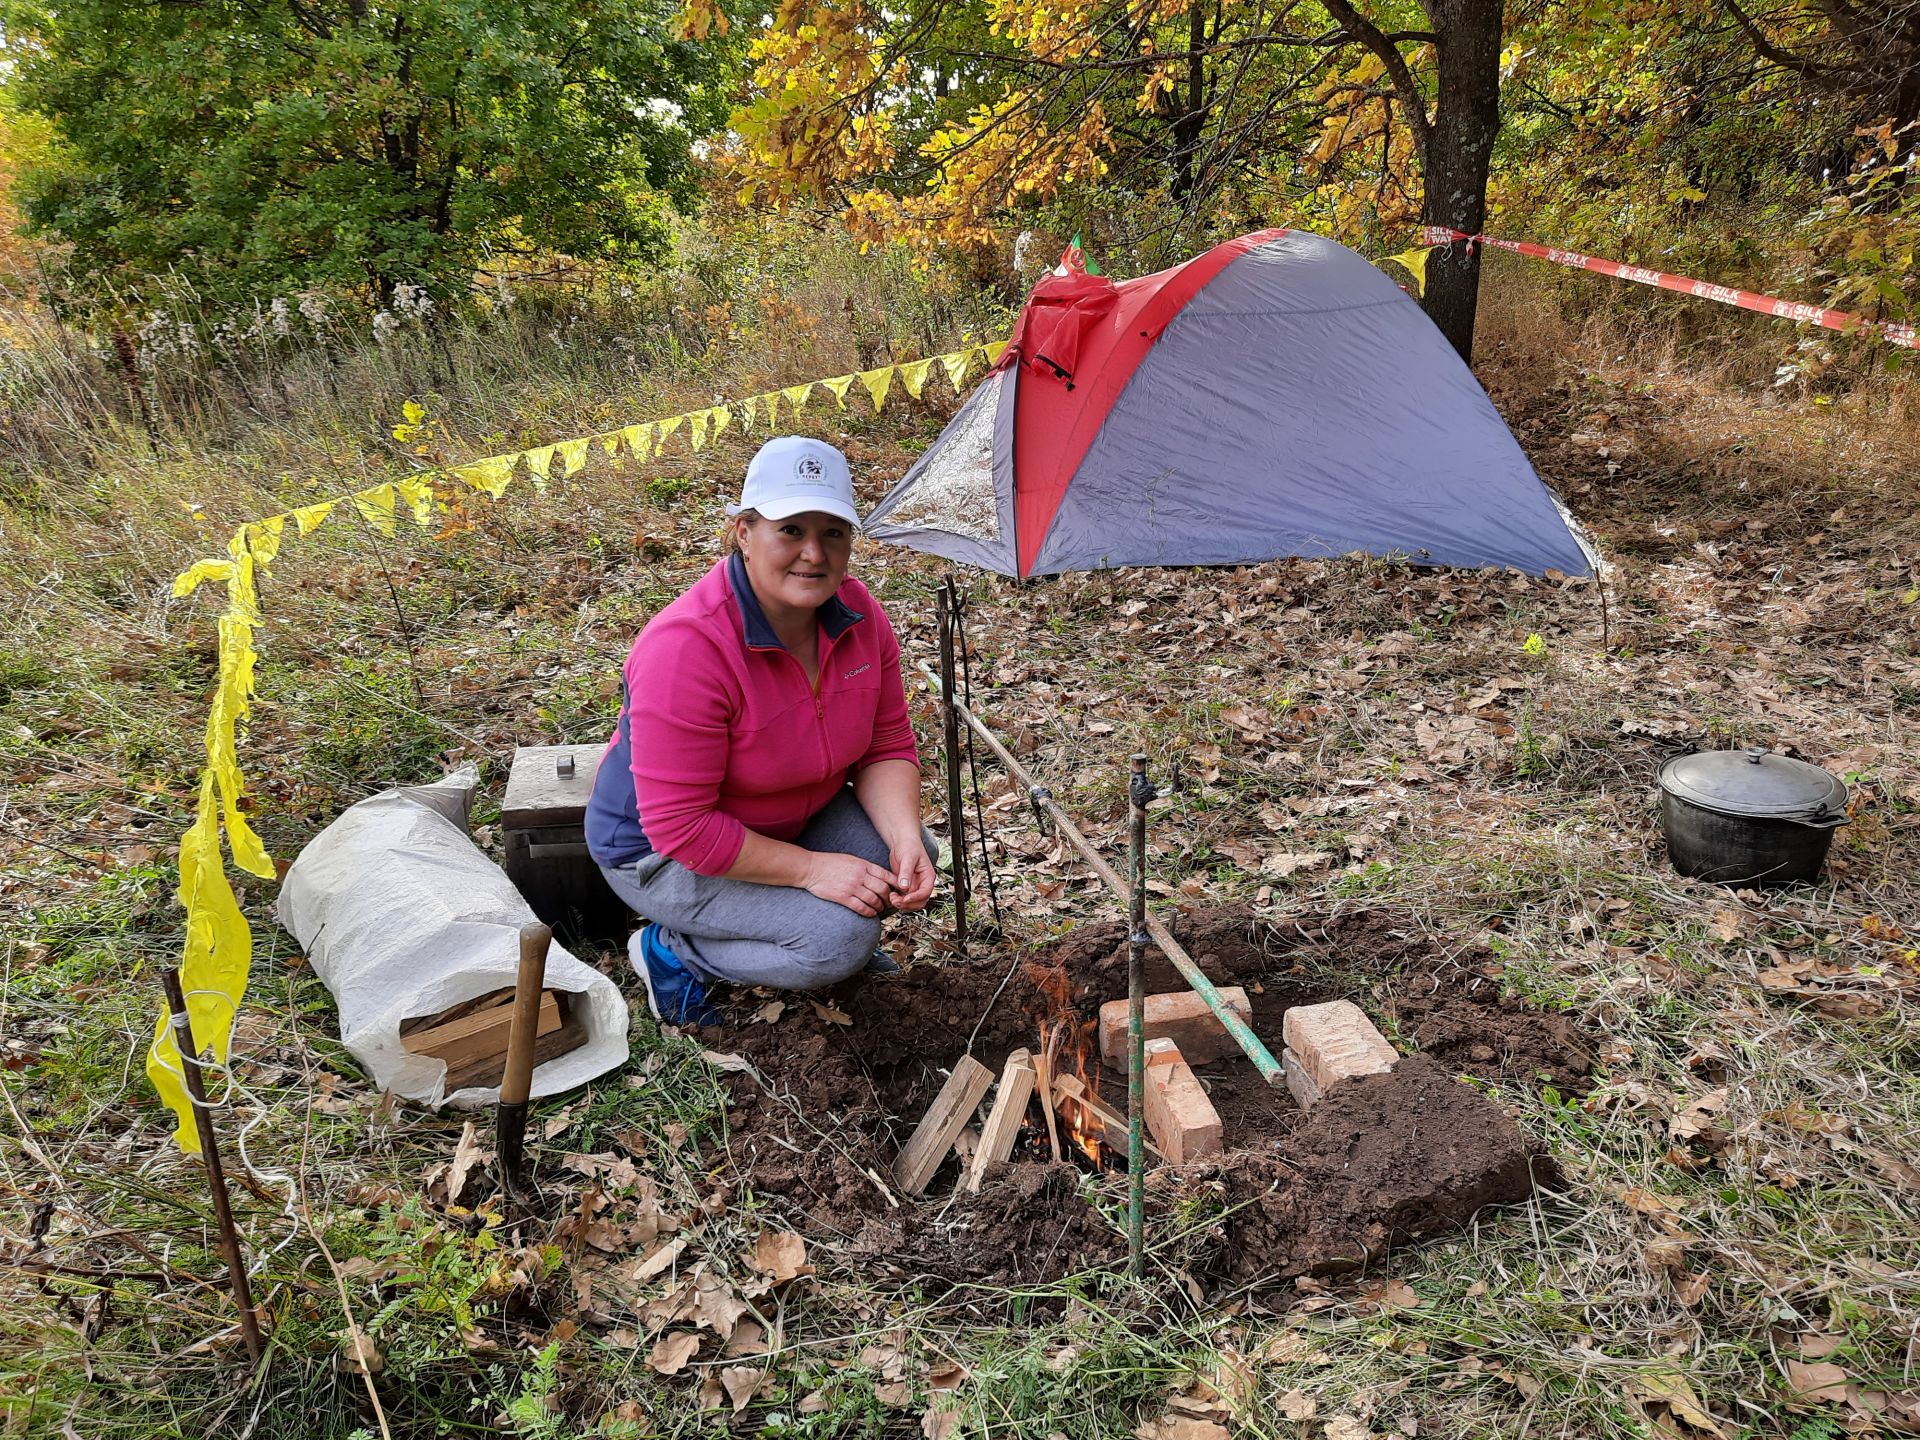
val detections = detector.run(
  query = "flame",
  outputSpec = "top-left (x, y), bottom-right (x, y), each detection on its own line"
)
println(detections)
top-left (1027, 960), bottom-right (1106, 1167)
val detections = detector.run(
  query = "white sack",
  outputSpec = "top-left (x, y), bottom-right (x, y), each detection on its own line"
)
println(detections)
top-left (276, 766), bottom-right (630, 1108)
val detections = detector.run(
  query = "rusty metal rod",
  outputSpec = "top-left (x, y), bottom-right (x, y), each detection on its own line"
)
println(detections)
top-left (936, 582), bottom-right (970, 955)
top-left (161, 969), bottom-right (265, 1365)
top-left (915, 661), bottom-right (1284, 1088)
top-left (1126, 753), bottom-right (1152, 1277)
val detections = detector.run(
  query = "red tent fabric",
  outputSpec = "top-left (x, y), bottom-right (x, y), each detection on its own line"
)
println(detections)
top-left (1007, 231), bottom-right (1283, 575)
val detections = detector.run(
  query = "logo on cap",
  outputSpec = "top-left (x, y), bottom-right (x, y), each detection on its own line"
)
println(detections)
top-left (795, 455), bottom-right (826, 483)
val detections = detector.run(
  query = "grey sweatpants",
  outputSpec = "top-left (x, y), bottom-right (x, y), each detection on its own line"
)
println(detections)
top-left (598, 789), bottom-right (938, 991)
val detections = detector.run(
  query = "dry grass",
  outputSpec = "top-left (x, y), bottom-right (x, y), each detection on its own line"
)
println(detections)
top-left (2, 241), bottom-right (1917, 1438)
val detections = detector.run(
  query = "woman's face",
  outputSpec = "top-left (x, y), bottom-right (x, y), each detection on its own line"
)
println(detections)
top-left (738, 512), bottom-right (853, 617)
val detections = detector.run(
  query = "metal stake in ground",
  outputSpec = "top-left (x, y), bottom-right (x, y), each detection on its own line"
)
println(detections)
top-left (1126, 753), bottom-right (1155, 1277)
top-left (160, 968), bottom-right (264, 1365)
top-left (937, 580), bottom-right (971, 955)
top-left (914, 660), bottom-right (1283, 1087)
top-left (497, 923), bottom-right (552, 1197)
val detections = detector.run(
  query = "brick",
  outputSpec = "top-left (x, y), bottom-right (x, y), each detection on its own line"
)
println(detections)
top-left (1282, 1048), bottom-right (1322, 1109)
top-left (1141, 1038), bottom-right (1223, 1163)
top-left (1280, 1001), bottom-right (1397, 1098)
top-left (1097, 986), bottom-right (1253, 1070)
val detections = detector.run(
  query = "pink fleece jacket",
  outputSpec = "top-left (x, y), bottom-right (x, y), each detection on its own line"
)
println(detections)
top-left (586, 555), bottom-right (919, 876)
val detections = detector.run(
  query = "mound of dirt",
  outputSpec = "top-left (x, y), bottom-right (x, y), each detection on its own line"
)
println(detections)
top-left (697, 905), bottom-right (1589, 1290)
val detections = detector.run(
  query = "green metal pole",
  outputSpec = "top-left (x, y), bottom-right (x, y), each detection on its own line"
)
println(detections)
top-left (1126, 753), bottom-right (1154, 1278)
top-left (915, 661), bottom-right (1285, 1088)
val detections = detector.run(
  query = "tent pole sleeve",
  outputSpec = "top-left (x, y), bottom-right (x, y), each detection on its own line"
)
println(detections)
top-left (915, 661), bottom-right (1284, 1088)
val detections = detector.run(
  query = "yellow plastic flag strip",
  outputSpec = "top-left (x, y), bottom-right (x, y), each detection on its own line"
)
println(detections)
top-left (455, 454), bottom-right (516, 499)
top-left (658, 413), bottom-right (684, 446)
top-left (243, 516), bottom-right (286, 568)
top-left (223, 530), bottom-right (260, 623)
top-left (598, 430), bottom-right (622, 456)
top-left (858, 366), bottom-right (895, 411)
top-left (760, 392), bottom-right (780, 430)
top-left (290, 500), bottom-right (335, 535)
top-left (711, 405), bottom-right (732, 440)
top-left (900, 357), bottom-right (935, 399)
top-left (393, 474), bottom-right (436, 525)
top-left (621, 423), bottom-right (655, 461)
top-left (739, 395), bottom-right (758, 432)
top-left (940, 349), bottom-right (972, 393)
top-left (557, 438), bottom-right (590, 476)
top-left (173, 558), bottom-right (235, 599)
top-left (984, 341), bottom-right (1008, 366)
top-left (524, 445), bottom-right (556, 492)
top-left (1378, 246), bottom-right (1432, 297)
top-left (821, 374), bottom-right (854, 408)
top-left (149, 769), bottom-right (252, 1155)
top-left (351, 483), bottom-right (398, 535)
top-left (782, 382), bottom-right (812, 415)
top-left (688, 409), bottom-right (710, 452)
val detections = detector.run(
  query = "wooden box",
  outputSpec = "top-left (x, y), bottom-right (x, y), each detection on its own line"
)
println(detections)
top-left (502, 743), bottom-right (632, 947)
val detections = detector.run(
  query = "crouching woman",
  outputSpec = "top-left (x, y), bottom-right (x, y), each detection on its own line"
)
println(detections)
top-left (585, 436), bottom-right (936, 1025)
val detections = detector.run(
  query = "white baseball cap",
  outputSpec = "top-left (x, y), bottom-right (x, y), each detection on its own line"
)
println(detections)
top-left (727, 436), bottom-right (859, 527)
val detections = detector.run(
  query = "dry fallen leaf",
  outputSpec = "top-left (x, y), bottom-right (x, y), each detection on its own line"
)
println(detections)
top-left (1323, 1417), bottom-right (1373, 1440)
top-left (754, 1000), bottom-right (786, 1024)
top-left (1136, 1418), bottom-right (1231, 1440)
top-left (627, 1236), bottom-right (687, 1283)
top-left (1669, 1087), bottom-right (1729, 1142)
top-left (812, 1000), bottom-right (853, 1025)
top-left (1673, 1271), bottom-right (1711, 1307)
top-left (1261, 851), bottom-right (1332, 879)
top-left (1630, 1370), bottom-right (1729, 1439)
top-left (1363, 1278), bottom-right (1421, 1310)
top-left (1278, 1388), bottom-right (1317, 1420)
top-left (875, 1381), bottom-right (913, 1408)
top-left (1709, 910), bottom-right (1742, 943)
top-left (339, 1332), bottom-right (384, 1375)
top-left (1786, 1360), bottom-right (1852, 1404)
top-left (721, 1365), bottom-right (765, 1414)
top-left (746, 1229), bottom-right (813, 1285)
top-left (647, 1331), bottom-right (700, 1376)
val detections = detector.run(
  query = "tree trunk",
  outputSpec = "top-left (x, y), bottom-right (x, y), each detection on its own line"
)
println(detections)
top-left (1417, 0), bottom-right (1503, 363)
top-left (1170, 1), bottom-right (1208, 199)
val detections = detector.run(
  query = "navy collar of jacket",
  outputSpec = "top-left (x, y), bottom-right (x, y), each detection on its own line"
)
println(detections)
top-left (726, 551), bottom-right (865, 651)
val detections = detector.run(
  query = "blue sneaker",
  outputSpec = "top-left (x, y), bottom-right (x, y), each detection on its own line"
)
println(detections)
top-left (866, 947), bottom-right (903, 976)
top-left (630, 923), bottom-right (721, 1026)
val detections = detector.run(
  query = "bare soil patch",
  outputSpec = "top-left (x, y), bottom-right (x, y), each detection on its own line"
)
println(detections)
top-left (696, 905), bottom-right (1590, 1289)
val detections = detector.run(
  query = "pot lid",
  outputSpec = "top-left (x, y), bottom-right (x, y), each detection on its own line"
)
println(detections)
top-left (1659, 747), bottom-right (1850, 823)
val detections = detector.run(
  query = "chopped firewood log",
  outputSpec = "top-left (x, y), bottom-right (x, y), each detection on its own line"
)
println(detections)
top-left (1141, 1038), bottom-right (1223, 1163)
top-left (404, 990), bottom-right (569, 1092)
top-left (1052, 1074), bottom-right (1164, 1161)
top-left (894, 1054), bottom-right (994, 1195)
top-left (399, 987), bottom-right (514, 1037)
top-left (443, 1014), bottom-right (588, 1092)
top-left (966, 1048), bottom-right (1035, 1192)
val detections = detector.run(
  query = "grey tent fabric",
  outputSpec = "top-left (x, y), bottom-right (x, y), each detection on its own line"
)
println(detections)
top-left (865, 364), bottom-right (1019, 573)
top-left (1030, 233), bottom-right (1593, 575)
top-left (863, 229), bottom-right (1594, 579)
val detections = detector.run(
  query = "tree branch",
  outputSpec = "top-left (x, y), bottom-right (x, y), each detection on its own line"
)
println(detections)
top-left (1319, 0), bottom-right (1433, 157)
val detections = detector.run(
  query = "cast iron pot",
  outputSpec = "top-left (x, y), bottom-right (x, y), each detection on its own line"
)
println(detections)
top-left (1657, 747), bottom-right (1849, 886)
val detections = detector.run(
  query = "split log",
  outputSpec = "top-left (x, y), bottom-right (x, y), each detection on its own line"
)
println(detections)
top-left (1052, 1074), bottom-right (1164, 1161)
top-left (965, 1049), bottom-right (1035, 1193)
top-left (893, 1055), bottom-right (994, 1195)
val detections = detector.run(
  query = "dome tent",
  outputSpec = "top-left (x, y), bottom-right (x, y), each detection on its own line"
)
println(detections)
top-left (863, 229), bottom-right (1594, 578)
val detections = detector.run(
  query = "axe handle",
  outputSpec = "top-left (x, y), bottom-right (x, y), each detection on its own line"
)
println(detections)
top-left (497, 923), bottom-right (552, 1182)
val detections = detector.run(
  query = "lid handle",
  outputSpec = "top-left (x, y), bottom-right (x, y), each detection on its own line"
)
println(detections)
top-left (1744, 746), bottom-right (1768, 764)
top-left (556, 753), bottom-right (576, 778)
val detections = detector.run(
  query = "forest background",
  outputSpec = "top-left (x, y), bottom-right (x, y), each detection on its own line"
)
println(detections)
top-left (1, 0), bottom-right (1918, 1437)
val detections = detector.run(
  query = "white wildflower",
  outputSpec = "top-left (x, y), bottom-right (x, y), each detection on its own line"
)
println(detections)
top-left (372, 309), bottom-right (400, 342)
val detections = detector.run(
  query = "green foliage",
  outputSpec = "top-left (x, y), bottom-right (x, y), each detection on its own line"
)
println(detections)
top-left (2, 0), bottom-right (735, 305)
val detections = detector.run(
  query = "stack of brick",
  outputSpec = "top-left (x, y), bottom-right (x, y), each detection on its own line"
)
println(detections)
top-left (1281, 1000), bottom-right (1399, 1108)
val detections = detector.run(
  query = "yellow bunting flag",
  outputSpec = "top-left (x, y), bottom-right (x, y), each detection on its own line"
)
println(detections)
top-left (689, 409), bottom-right (710, 451)
top-left (821, 374), bottom-right (854, 408)
top-left (657, 413), bottom-right (684, 446)
top-left (290, 500), bottom-right (335, 535)
top-left (209, 613), bottom-right (271, 877)
top-left (172, 558), bottom-right (235, 598)
top-left (760, 392), bottom-right (780, 429)
top-left (858, 366), bottom-right (894, 411)
top-left (621, 424), bottom-right (655, 461)
top-left (223, 530), bottom-right (260, 623)
top-left (456, 454), bottom-right (516, 499)
top-left (598, 430), bottom-right (622, 456)
top-left (711, 405), bottom-right (732, 440)
top-left (148, 769), bottom-right (253, 1154)
top-left (393, 475), bottom-right (435, 525)
top-left (940, 349), bottom-right (973, 393)
top-left (557, 438), bottom-right (590, 476)
top-left (781, 382), bottom-right (812, 415)
top-left (524, 445), bottom-right (556, 492)
top-left (351, 483), bottom-right (398, 535)
top-left (900, 358), bottom-right (935, 399)
top-left (739, 395), bottom-right (758, 432)
top-left (242, 516), bottom-right (285, 568)
top-left (984, 341), bottom-right (1008, 366)
top-left (1379, 246), bottom-right (1432, 297)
